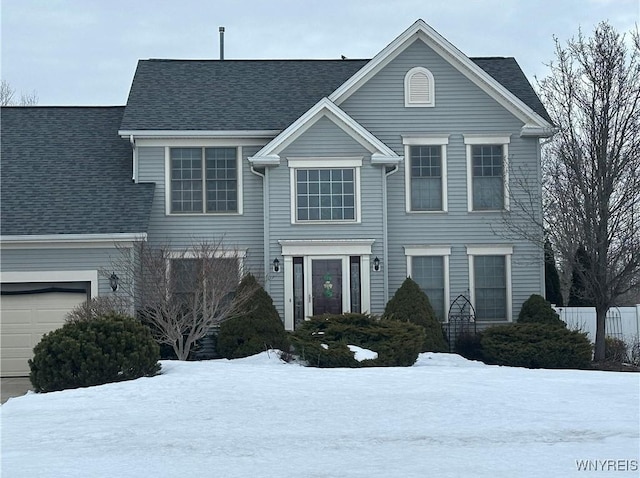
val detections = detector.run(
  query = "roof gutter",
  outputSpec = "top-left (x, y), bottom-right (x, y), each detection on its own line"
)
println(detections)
top-left (1, 233), bottom-right (147, 246)
top-left (118, 130), bottom-right (281, 139)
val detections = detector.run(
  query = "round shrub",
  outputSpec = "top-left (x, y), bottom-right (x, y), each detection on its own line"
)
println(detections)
top-left (604, 337), bottom-right (628, 363)
top-left (291, 313), bottom-right (425, 367)
top-left (481, 323), bottom-right (592, 369)
top-left (383, 277), bottom-right (447, 352)
top-left (517, 294), bottom-right (565, 327)
top-left (29, 313), bottom-right (161, 393)
top-left (217, 273), bottom-right (290, 359)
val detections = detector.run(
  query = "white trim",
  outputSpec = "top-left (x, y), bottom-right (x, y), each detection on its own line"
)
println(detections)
top-left (466, 245), bottom-right (513, 322)
top-left (404, 67), bottom-right (435, 107)
top-left (165, 145), bottom-right (244, 216)
top-left (465, 137), bottom-right (510, 212)
top-left (287, 157), bottom-right (363, 169)
top-left (119, 130), bottom-right (280, 139)
top-left (248, 98), bottom-right (401, 166)
top-left (0, 270), bottom-right (99, 298)
top-left (329, 20), bottom-right (554, 131)
top-left (283, 256), bottom-right (294, 331)
top-left (136, 138), bottom-right (269, 148)
top-left (463, 134), bottom-right (511, 145)
top-left (279, 239), bottom-right (374, 256)
top-left (402, 135), bottom-right (450, 146)
top-left (466, 245), bottom-right (513, 255)
top-left (0, 233), bottom-right (146, 249)
top-left (403, 245), bottom-right (451, 256)
top-left (404, 142), bottom-right (448, 213)
top-left (289, 161), bottom-right (362, 224)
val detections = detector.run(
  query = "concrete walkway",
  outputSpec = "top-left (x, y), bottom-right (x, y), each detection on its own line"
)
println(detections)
top-left (1, 377), bottom-right (32, 404)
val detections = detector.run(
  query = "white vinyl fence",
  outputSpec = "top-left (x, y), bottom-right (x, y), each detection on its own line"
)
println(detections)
top-left (554, 305), bottom-right (640, 346)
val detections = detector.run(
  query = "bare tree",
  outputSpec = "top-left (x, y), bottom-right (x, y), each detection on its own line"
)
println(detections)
top-left (110, 239), bottom-right (259, 360)
top-left (1, 79), bottom-right (38, 106)
top-left (538, 22), bottom-right (640, 361)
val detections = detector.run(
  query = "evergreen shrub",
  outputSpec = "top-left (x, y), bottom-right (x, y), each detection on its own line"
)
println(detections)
top-left (517, 294), bottom-right (565, 327)
top-left (453, 331), bottom-right (484, 362)
top-left (217, 274), bottom-right (290, 359)
top-left (383, 277), bottom-right (447, 352)
top-left (29, 313), bottom-right (160, 392)
top-left (291, 313), bottom-right (425, 367)
top-left (481, 323), bottom-right (592, 369)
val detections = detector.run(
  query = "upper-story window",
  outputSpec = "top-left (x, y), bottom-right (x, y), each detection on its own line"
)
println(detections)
top-left (404, 67), bottom-right (435, 107)
top-left (170, 147), bottom-right (238, 214)
top-left (288, 158), bottom-right (362, 224)
top-left (403, 135), bottom-right (449, 213)
top-left (464, 135), bottom-right (510, 211)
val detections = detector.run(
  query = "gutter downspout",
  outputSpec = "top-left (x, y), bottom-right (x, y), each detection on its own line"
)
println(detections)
top-left (130, 135), bottom-right (137, 183)
top-left (250, 165), bottom-right (269, 292)
top-left (383, 164), bottom-right (399, 303)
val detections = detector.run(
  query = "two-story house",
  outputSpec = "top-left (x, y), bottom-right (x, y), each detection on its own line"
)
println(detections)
top-left (0, 20), bottom-right (554, 375)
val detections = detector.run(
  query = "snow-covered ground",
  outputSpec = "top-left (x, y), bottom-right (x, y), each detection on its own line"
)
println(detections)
top-left (2, 352), bottom-right (638, 477)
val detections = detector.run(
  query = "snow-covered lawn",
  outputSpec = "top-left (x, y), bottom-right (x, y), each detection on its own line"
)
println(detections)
top-left (2, 352), bottom-right (638, 477)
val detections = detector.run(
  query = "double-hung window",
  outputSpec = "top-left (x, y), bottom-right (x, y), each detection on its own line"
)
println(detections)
top-left (170, 147), bottom-right (239, 214)
top-left (170, 256), bottom-right (241, 310)
top-left (403, 136), bottom-right (449, 213)
top-left (404, 246), bottom-right (451, 321)
top-left (288, 158), bottom-right (362, 223)
top-left (467, 245), bottom-right (513, 322)
top-left (464, 135), bottom-right (510, 211)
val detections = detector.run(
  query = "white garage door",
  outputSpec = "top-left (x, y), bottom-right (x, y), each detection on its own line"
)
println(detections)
top-left (1, 291), bottom-right (86, 377)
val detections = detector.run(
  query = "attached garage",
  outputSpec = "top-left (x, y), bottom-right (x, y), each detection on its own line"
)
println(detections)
top-left (1, 284), bottom-right (89, 377)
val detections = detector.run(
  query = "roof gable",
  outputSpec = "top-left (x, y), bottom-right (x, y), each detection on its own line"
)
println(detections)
top-left (329, 19), bottom-right (554, 135)
top-left (248, 98), bottom-right (401, 166)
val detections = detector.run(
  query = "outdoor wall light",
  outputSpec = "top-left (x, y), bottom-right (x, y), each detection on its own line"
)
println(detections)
top-left (109, 272), bottom-right (119, 291)
top-left (373, 257), bottom-right (380, 272)
top-left (272, 258), bottom-right (280, 273)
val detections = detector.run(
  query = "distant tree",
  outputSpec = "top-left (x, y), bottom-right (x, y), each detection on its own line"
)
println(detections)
top-left (568, 245), bottom-right (595, 307)
top-left (538, 22), bottom-right (640, 361)
top-left (1, 79), bottom-right (38, 106)
top-left (544, 239), bottom-right (563, 306)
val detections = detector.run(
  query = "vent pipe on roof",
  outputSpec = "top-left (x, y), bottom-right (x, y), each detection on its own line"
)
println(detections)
top-left (219, 26), bottom-right (225, 60)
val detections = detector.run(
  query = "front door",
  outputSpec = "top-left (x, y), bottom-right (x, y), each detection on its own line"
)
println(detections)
top-left (311, 259), bottom-right (342, 315)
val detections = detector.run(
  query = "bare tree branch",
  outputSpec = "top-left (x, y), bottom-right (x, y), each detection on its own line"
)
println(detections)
top-left (107, 239), bottom-right (260, 360)
top-left (505, 22), bottom-right (640, 361)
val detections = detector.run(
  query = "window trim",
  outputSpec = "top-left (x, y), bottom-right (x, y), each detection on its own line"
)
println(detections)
top-left (404, 67), bottom-right (435, 107)
top-left (466, 244), bottom-right (513, 322)
top-left (287, 157), bottom-right (362, 224)
top-left (404, 245), bottom-right (451, 322)
top-left (403, 135), bottom-right (449, 213)
top-left (165, 146), bottom-right (244, 216)
top-left (464, 135), bottom-right (510, 212)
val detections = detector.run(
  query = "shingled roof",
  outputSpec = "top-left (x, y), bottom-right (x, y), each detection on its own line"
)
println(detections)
top-left (1, 107), bottom-right (155, 236)
top-left (120, 57), bottom-right (550, 132)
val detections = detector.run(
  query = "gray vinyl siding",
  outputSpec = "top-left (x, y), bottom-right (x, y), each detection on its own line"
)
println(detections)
top-left (267, 117), bottom-right (386, 316)
top-left (0, 247), bottom-right (128, 297)
top-left (137, 146), bottom-right (265, 274)
top-left (341, 39), bottom-right (544, 318)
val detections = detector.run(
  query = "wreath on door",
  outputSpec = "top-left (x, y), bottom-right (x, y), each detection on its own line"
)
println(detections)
top-left (322, 273), bottom-right (334, 298)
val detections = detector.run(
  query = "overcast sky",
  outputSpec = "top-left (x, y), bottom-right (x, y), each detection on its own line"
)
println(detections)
top-left (1, 0), bottom-right (638, 106)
